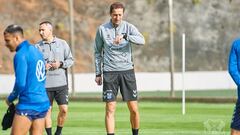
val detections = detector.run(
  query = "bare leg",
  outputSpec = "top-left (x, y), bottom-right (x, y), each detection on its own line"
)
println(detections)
top-left (231, 129), bottom-right (240, 135)
top-left (57, 105), bottom-right (68, 127)
top-left (127, 101), bottom-right (140, 129)
top-left (11, 114), bottom-right (31, 135)
top-left (105, 101), bottom-right (116, 134)
top-left (30, 118), bottom-right (45, 135)
top-left (45, 107), bottom-right (52, 128)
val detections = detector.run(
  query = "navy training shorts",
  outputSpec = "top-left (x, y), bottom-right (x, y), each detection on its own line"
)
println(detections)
top-left (16, 109), bottom-right (48, 121)
top-left (102, 69), bottom-right (138, 102)
top-left (231, 100), bottom-right (240, 130)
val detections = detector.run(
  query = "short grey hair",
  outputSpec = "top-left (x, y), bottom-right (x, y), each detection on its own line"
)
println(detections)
top-left (39, 21), bottom-right (53, 30)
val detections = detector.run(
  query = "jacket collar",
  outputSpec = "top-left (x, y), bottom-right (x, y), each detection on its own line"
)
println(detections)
top-left (110, 20), bottom-right (123, 28)
top-left (42, 36), bottom-right (57, 44)
top-left (16, 40), bottom-right (28, 52)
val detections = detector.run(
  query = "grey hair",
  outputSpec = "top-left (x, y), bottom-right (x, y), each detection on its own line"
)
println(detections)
top-left (39, 21), bottom-right (53, 30)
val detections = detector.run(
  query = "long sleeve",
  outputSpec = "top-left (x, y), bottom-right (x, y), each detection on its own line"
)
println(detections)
top-left (229, 40), bottom-right (240, 86)
top-left (8, 54), bottom-right (27, 102)
top-left (94, 28), bottom-right (104, 76)
top-left (62, 41), bottom-right (74, 69)
top-left (127, 24), bottom-right (145, 45)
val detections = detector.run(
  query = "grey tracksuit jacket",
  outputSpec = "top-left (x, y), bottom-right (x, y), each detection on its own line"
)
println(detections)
top-left (35, 37), bottom-right (74, 88)
top-left (94, 21), bottom-right (145, 76)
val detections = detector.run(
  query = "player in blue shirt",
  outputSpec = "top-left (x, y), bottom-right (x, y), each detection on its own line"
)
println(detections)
top-left (229, 39), bottom-right (240, 135)
top-left (4, 24), bottom-right (50, 135)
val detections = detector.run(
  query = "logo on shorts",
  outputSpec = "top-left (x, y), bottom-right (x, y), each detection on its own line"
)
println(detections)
top-left (133, 90), bottom-right (137, 98)
top-left (21, 112), bottom-right (28, 116)
top-left (103, 90), bottom-right (113, 100)
top-left (36, 60), bottom-right (46, 82)
top-left (66, 95), bottom-right (69, 102)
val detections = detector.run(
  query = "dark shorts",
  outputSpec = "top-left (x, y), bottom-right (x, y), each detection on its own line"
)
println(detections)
top-left (231, 100), bottom-right (240, 130)
top-left (47, 85), bottom-right (69, 105)
top-left (103, 69), bottom-right (138, 102)
top-left (16, 109), bottom-right (48, 121)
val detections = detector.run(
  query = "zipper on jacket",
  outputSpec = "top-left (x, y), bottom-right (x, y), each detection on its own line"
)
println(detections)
top-left (49, 43), bottom-right (52, 51)
top-left (114, 27), bottom-right (117, 38)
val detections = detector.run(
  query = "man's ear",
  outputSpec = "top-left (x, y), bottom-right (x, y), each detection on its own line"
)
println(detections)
top-left (15, 35), bottom-right (19, 41)
top-left (15, 34), bottom-right (22, 44)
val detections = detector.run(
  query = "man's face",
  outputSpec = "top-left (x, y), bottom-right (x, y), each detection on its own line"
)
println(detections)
top-left (39, 24), bottom-right (52, 40)
top-left (110, 8), bottom-right (124, 26)
top-left (4, 33), bottom-right (17, 52)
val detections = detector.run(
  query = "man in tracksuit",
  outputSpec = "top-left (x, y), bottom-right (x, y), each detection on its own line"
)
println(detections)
top-left (94, 2), bottom-right (145, 135)
top-left (229, 39), bottom-right (240, 135)
top-left (4, 24), bottom-right (50, 135)
top-left (35, 21), bottom-right (74, 135)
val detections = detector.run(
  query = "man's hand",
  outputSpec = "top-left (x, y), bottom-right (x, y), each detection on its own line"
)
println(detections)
top-left (45, 63), bottom-right (52, 70)
top-left (95, 76), bottom-right (102, 85)
top-left (113, 35), bottom-right (124, 45)
top-left (51, 61), bottom-right (61, 69)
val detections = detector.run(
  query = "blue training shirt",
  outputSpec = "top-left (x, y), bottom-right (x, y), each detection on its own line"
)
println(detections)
top-left (7, 40), bottom-right (50, 112)
top-left (228, 39), bottom-right (240, 99)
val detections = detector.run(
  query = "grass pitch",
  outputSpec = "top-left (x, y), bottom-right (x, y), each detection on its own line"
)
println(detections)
top-left (0, 101), bottom-right (234, 135)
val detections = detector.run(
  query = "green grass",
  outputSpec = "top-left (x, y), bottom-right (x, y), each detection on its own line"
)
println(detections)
top-left (0, 101), bottom-right (235, 135)
top-left (74, 89), bottom-right (237, 98)
top-left (0, 89), bottom-right (237, 99)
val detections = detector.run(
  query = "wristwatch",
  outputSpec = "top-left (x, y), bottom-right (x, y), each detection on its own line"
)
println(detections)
top-left (123, 33), bottom-right (127, 40)
top-left (60, 61), bottom-right (63, 68)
